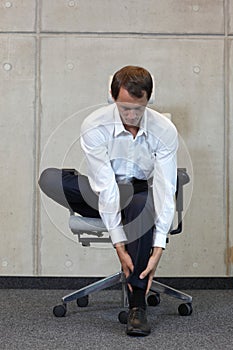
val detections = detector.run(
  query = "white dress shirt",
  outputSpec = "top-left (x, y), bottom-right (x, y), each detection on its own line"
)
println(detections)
top-left (80, 103), bottom-right (178, 248)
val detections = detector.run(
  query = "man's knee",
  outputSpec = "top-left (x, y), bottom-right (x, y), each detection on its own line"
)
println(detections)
top-left (38, 167), bottom-right (71, 209)
top-left (38, 168), bottom-right (61, 195)
top-left (127, 194), bottom-right (147, 215)
top-left (124, 192), bottom-right (154, 228)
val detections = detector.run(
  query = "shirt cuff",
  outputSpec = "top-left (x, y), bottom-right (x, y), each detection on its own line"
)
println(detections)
top-left (109, 226), bottom-right (128, 246)
top-left (152, 229), bottom-right (167, 249)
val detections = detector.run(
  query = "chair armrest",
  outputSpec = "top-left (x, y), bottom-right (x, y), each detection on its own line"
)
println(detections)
top-left (170, 168), bottom-right (190, 235)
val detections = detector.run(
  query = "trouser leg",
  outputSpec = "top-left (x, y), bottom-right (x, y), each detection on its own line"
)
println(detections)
top-left (123, 190), bottom-right (154, 291)
top-left (38, 168), bottom-right (100, 218)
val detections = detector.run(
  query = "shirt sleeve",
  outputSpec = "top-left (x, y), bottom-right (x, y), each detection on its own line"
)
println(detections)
top-left (80, 126), bottom-right (127, 246)
top-left (152, 124), bottom-right (178, 248)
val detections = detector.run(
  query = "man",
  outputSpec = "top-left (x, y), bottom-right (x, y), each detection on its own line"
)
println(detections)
top-left (39, 65), bottom-right (178, 336)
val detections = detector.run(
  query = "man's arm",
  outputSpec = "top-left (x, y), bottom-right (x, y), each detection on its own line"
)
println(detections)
top-left (152, 125), bottom-right (178, 248)
top-left (140, 123), bottom-right (178, 293)
top-left (80, 125), bottom-right (127, 245)
top-left (81, 126), bottom-right (135, 280)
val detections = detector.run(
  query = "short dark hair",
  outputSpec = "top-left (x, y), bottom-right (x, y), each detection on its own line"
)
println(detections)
top-left (111, 65), bottom-right (153, 101)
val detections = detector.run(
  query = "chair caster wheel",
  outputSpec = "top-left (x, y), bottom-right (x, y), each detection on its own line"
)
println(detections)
top-left (178, 303), bottom-right (193, 316)
top-left (147, 293), bottom-right (160, 306)
top-left (77, 295), bottom-right (89, 307)
top-left (118, 310), bottom-right (128, 324)
top-left (53, 304), bottom-right (67, 317)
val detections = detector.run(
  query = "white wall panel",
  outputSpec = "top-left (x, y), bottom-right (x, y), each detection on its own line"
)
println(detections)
top-left (40, 36), bottom-right (225, 276)
top-left (41, 0), bottom-right (224, 34)
top-left (229, 39), bottom-right (233, 275)
top-left (0, 36), bottom-right (35, 274)
top-left (229, 0), bottom-right (233, 34)
top-left (0, 0), bottom-right (36, 32)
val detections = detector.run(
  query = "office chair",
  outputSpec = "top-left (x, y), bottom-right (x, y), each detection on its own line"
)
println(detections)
top-left (53, 167), bottom-right (193, 323)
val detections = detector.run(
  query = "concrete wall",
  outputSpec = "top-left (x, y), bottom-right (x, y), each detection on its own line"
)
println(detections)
top-left (0, 0), bottom-right (232, 277)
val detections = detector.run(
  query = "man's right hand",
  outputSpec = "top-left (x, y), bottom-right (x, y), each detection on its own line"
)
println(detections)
top-left (115, 243), bottom-right (134, 292)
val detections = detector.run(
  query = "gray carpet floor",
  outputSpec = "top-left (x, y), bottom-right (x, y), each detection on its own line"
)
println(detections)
top-left (0, 288), bottom-right (233, 350)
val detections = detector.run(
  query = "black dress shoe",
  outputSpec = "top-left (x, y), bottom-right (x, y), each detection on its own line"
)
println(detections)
top-left (126, 307), bottom-right (151, 336)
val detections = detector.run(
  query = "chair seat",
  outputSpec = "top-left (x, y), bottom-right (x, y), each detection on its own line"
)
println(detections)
top-left (69, 215), bottom-right (106, 234)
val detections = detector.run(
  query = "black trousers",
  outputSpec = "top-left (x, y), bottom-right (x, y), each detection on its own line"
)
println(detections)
top-left (38, 168), bottom-right (155, 290)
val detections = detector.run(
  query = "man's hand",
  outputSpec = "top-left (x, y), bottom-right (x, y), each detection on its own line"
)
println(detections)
top-left (115, 243), bottom-right (134, 292)
top-left (139, 247), bottom-right (163, 295)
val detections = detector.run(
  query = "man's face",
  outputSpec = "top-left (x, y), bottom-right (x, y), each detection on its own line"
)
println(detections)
top-left (115, 87), bottom-right (148, 127)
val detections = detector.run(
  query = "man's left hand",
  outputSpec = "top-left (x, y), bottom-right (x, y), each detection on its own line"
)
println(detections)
top-left (139, 247), bottom-right (163, 295)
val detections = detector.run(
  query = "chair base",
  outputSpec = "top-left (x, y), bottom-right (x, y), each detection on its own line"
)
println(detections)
top-left (53, 271), bottom-right (193, 319)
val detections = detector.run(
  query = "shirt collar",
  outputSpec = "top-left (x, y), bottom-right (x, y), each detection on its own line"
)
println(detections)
top-left (113, 104), bottom-right (148, 137)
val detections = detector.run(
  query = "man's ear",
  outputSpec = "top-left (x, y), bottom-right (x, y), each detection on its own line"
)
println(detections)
top-left (108, 90), bottom-right (115, 104)
top-left (111, 91), bottom-right (116, 101)
top-left (107, 75), bottom-right (114, 103)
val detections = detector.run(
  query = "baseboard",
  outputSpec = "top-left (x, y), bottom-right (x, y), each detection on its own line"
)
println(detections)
top-left (0, 276), bottom-right (233, 290)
